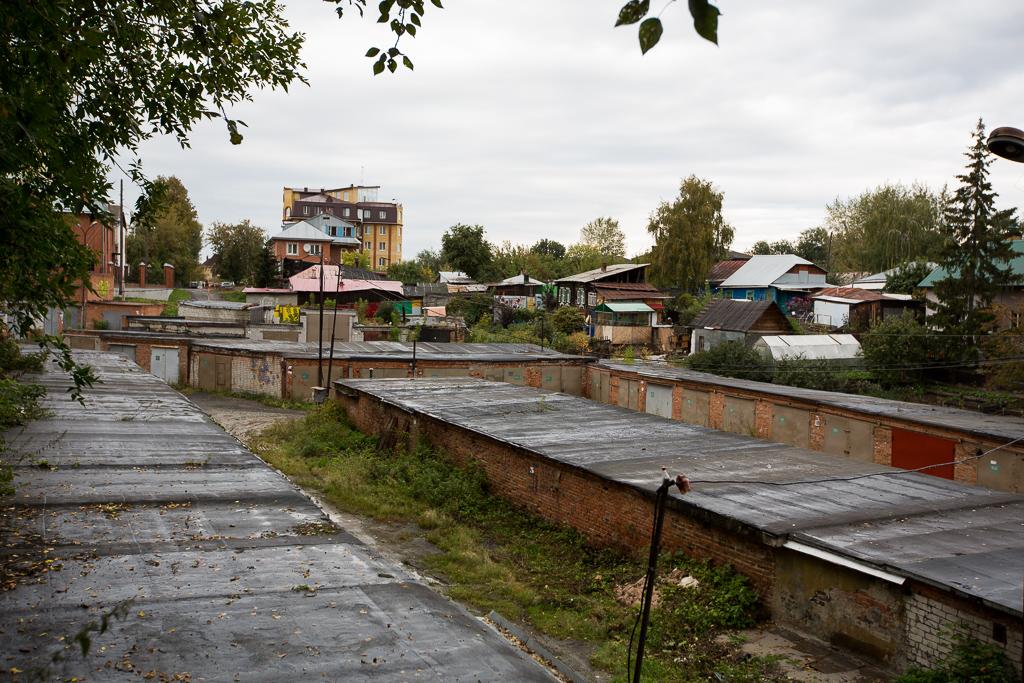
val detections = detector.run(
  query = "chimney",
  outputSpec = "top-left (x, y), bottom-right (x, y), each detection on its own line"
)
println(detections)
top-left (601, 263), bottom-right (607, 272)
top-left (522, 272), bottom-right (528, 285)
top-left (163, 263), bottom-right (175, 289)
top-left (138, 262), bottom-right (147, 287)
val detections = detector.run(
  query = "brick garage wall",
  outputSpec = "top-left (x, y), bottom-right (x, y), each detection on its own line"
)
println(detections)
top-left (905, 583), bottom-right (1022, 676)
top-left (338, 392), bottom-right (776, 598)
top-left (88, 333), bottom-right (190, 382)
top-left (588, 365), bottom-right (1024, 493)
top-left (230, 353), bottom-right (283, 396)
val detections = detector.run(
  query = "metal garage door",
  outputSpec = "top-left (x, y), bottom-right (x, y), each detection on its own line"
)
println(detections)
top-left (617, 379), bottom-right (639, 411)
top-left (540, 366), bottom-right (561, 391)
top-left (424, 367), bottom-right (469, 378)
top-left (645, 384), bottom-right (673, 419)
top-left (680, 389), bottom-right (710, 426)
top-left (722, 396), bottom-right (756, 436)
top-left (891, 429), bottom-right (954, 479)
top-left (150, 347), bottom-right (179, 384)
top-left (504, 367), bottom-right (525, 385)
top-left (822, 415), bottom-right (874, 462)
top-left (198, 353), bottom-right (230, 391)
top-left (590, 370), bottom-right (610, 403)
top-left (772, 405), bottom-right (811, 448)
top-left (108, 344), bottom-right (136, 364)
top-left (560, 366), bottom-right (583, 396)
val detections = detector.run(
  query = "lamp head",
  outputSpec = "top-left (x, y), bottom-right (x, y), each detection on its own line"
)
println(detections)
top-left (987, 127), bottom-right (1024, 163)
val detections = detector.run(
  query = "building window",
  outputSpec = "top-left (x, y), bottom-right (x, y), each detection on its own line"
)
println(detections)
top-left (379, 226), bottom-right (386, 235)
top-left (308, 243), bottom-right (321, 255)
top-left (745, 290), bottom-right (754, 300)
top-left (326, 207), bottom-right (332, 214)
top-left (330, 226), bottom-right (337, 236)
top-left (379, 242), bottom-right (386, 250)
top-left (364, 241), bottom-right (371, 250)
top-left (558, 287), bottom-right (570, 305)
top-left (286, 242), bottom-right (298, 255)
top-left (576, 288), bottom-right (584, 307)
top-left (343, 208), bottom-right (350, 217)
top-left (378, 257), bottom-right (386, 267)
top-left (302, 205), bottom-right (309, 216)
top-left (344, 227), bottom-right (352, 237)
top-left (378, 210), bottom-right (386, 219)
top-left (398, 227), bottom-right (402, 237)
top-left (362, 209), bottom-right (370, 220)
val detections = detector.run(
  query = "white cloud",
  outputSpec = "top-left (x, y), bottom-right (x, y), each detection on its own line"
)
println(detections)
top-left (122, 0), bottom-right (1024, 259)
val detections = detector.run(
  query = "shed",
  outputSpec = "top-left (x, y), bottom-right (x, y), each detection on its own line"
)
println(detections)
top-left (753, 334), bottom-right (862, 362)
top-left (811, 287), bottom-right (921, 329)
top-left (688, 299), bottom-right (791, 353)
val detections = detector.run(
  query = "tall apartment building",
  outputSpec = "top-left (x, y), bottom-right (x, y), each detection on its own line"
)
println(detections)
top-left (282, 185), bottom-right (403, 270)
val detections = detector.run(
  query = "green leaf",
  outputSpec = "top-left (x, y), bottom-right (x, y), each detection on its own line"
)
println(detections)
top-left (688, 0), bottom-right (720, 45)
top-left (410, 13), bottom-right (422, 26)
top-left (638, 17), bottom-right (662, 54)
top-left (373, 59), bottom-right (385, 75)
top-left (366, 47), bottom-right (381, 57)
top-left (615, 0), bottom-right (649, 27)
top-left (430, 0), bottom-right (443, 7)
top-left (387, 58), bottom-right (397, 73)
top-left (406, 23), bottom-right (416, 36)
top-left (402, 55), bottom-right (414, 70)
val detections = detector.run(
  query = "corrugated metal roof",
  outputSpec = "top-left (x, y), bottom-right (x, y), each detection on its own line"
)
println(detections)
top-left (689, 299), bottom-right (786, 332)
top-left (595, 302), bottom-right (654, 313)
top-left (269, 220), bottom-right (334, 242)
top-left (438, 271), bottom-right (475, 284)
top-left (813, 287), bottom-right (886, 302)
top-left (719, 255), bottom-right (813, 288)
top-left (493, 274), bottom-right (546, 286)
top-left (555, 263), bottom-right (648, 284)
top-left (336, 377), bottom-right (1024, 616)
top-left (179, 300), bottom-right (255, 310)
top-left (755, 334), bottom-right (861, 360)
top-left (707, 258), bottom-right (749, 283)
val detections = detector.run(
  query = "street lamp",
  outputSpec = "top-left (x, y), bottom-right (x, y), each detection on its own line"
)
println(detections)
top-left (987, 126), bottom-right (1024, 163)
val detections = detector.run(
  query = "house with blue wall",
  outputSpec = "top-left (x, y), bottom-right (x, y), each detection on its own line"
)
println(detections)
top-left (715, 255), bottom-right (829, 313)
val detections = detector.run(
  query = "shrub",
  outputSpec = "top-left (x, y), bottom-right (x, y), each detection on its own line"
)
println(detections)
top-left (895, 637), bottom-right (1018, 683)
top-left (447, 293), bottom-right (492, 326)
top-left (376, 301), bottom-right (395, 322)
top-left (861, 312), bottom-right (933, 386)
top-left (557, 332), bottom-right (591, 355)
top-left (685, 341), bottom-right (773, 382)
top-left (548, 306), bottom-right (585, 335)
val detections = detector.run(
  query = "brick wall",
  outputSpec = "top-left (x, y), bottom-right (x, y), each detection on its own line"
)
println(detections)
top-left (905, 584), bottom-right (1022, 676)
top-left (589, 365), bottom-right (1024, 493)
top-left (231, 353), bottom-right (282, 396)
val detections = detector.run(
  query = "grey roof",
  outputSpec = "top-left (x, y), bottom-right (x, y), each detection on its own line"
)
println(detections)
top-left (1, 354), bottom-right (553, 680)
top-left (269, 220), bottom-right (335, 242)
top-left (599, 359), bottom-right (1024, 443)
top-left (404, 282), bottom-right (449, 297)
top-left (191, 338), bottom-right (589, 362)
top-left (719, 255), bottom-right (813, 288)
top-left (493, 274), bottom-right (546, 287)
top-left (336, 378), bottom-right (1024, 616)
top-left (555, 263), bottom-right (648, 284)
top-left (689, 299), bottom-right (786, 332)
top-left (438, 271), bottom-right (475, 284)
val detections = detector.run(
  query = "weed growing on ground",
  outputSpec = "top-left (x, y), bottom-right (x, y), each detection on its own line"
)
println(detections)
top-left (894, 637), bottom-right (1019, 683)
top-left (254, 402), bottom-right (782, 682)
top-left (177, 385), bottom-right (311, 412)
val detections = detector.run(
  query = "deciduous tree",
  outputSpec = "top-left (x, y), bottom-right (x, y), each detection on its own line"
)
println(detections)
top-left (580, 217), bottom-right (627, 261)
top-left (646, 176), bottom-right (734, 291)
top-left (440, 224), bottom-right (492, 280)
top-left (208, 220), bottom-right (267, 284)
top-left (127, 177), bottom-right (203, 286)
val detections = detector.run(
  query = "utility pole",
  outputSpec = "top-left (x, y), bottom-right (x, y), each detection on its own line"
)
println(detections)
top-left (326, 260), bottom-right (343, 388)
top-left (118, 179), bottom-right (125, 297)
top-left (317, 249), bottom-right (325, 387)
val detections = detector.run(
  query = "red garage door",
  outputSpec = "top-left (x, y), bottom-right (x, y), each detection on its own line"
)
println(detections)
top-left (891, 429), bottom-right (955, 479)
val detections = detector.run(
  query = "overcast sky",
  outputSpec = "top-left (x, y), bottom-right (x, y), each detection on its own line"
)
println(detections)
top-left (127, 0), bottom-right (1024, 259)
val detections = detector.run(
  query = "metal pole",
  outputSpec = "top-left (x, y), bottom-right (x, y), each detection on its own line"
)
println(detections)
top-left (411, 338), bottom-right (417, 377)
top-left (317, 251), bottom-right (325, 387)
top-left (118, 179), bottom-right (125, 297)
top-left (326, 261), bottom-right (342, 388)
top-left (633, 473), bottom-right (674, 683)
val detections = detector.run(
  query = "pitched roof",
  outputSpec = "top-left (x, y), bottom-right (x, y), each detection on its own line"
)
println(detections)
top-left (269, 221), bottom-right (334, 242)
top-left (755, 334), bottom-right (862, 360)
top-left (595, 302), bottom-right (655, 313)
top-left (555, 263), bottom-right (648, 284)
top-left (919, 241), bottom-right (1024, 287)
top-left (708, 258), bottom-right (749, 284)
top-left (719, 255), bottom-right (813, 288)
top-left (492, 274), bottom-right (546, 287)
top-left (593, 282), bottom-right (671, 300)
top-left (288, 264), bottom-right (404, 295)
top-left (689, 299), bottom-right (787, 332)
top-left (812, 287), bottom-right (887, 302)
top-left (438, 271), bottom-right (475, 284)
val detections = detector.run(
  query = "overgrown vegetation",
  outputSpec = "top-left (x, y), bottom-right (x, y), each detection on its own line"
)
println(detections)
top-left (254, 403), bottom-right (779, 682)
top-left (176, 385), bottom-right (311, 412)
top-left (160, 288), bottom-right (192, 317)
top-left (0, 338), bottom-right (47, 496)
top-left (894, 637), bottom-right (1019, 683)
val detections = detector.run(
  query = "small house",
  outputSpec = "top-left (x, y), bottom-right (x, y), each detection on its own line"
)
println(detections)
top-left (753, 334), bottom-right (862, 363)
top-left (592, 302), bottom-right (660, 347)
top-left (715, 255), bottom-right (828, 314)
top-left (555, 263), bottom-right (648, 311)
top-left (688, 299), bottom-right (791, 353)
top-left (918, 240), bottom-right (1024, 329)
top-left (811, 287), bottom-right (921, 329)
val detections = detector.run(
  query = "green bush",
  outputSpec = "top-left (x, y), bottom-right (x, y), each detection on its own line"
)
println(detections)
top-left (772, 358), bottom-right (879, 394)
top-left (447, 293), bottom-right (492, 326)
top-left (861, 312), bottom-right (933, 386)
top-left (548, 306), bottom-right (585, 335)
top-left (685, 341), bottom-right (773, 382)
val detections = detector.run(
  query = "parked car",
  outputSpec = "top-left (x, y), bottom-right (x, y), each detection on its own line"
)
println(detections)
top-left (219, 281), bottom-right (236, 288)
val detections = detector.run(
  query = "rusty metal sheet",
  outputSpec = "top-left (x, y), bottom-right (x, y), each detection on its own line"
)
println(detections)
top-left (892, 429), bottom-right (954, 480)
top-left (560, 366), bottom-right (583, 396)
top-left (822, 415), bottom-right (875, 462)
top-left (541, 366), bottom-right (561, 391)
top-left (772, 405), bottom-right (811, 449)
top-left (722, 396), bottom-right (756, 437)
top-left (645, 383), bottom-right (673, 419)
top-left (680, 388), bottom-right (710, 427)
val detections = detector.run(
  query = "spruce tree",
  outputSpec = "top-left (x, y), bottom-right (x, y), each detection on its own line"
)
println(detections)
top-left (932, 119), bottom-right (1019, 350)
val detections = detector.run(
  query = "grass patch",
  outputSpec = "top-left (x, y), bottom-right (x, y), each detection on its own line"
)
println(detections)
top-left (161, 288), bottom-right (192, 317)
top-left (176, 385), bottom-right (311, 412)
top-left (219, 290), bottom-right (247, 303)
top-left (254, 402), bottom-right (780, 682)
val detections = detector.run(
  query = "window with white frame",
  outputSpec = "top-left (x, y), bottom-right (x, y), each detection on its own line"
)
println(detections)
top-left (302, 205), bottom-right (309, 215)
top-left (286, 242), bottom-right (298, 256)
top-left (378, 210), bottom-right (386, 219)
top-left (576, 288), bottom-right (584, 306)
top-left (362, 209), bottom-right (370, 220)
top-left (378, 257), bottom-right (386, 267)
top-left (364, 241), bottom-right (371, 250)
top-left (379, 226), bottom-right (386, 235)
top-left (378, 242), bottom-right (386, 250)
top-left (343, 208), bottom-right (350, 217)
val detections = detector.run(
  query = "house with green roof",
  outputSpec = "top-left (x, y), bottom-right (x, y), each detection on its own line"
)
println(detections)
top-left (918, 239), bottom-right (1024, 328)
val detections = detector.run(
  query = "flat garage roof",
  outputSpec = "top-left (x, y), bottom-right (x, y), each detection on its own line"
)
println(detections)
top-left (336, 377), bottom-right (1024, 617)
top-left (0, 353), bottom-right (553, 680)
